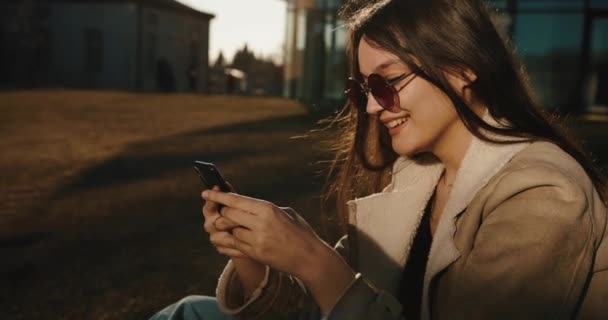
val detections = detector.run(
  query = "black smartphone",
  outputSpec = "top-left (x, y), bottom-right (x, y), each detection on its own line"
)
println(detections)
top-left (193, 161), bottom-right (232, 192)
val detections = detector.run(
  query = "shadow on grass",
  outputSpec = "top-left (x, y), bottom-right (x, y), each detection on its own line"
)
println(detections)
top-left (2, 112), bottom-right (332, 248)
top-left (1, 111), bottom-right (340, 318)
top-left (0, 231), bottom-right (53, 247)
top-left (54, 113), bottom-right (322, 197)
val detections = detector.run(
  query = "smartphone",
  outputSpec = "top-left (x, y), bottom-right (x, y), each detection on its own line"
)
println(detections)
top-left (193, 161), bottom-right (232, 192)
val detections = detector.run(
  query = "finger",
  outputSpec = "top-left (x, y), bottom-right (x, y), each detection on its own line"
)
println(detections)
top-left (209, 231), bottom-right (239, 249)
top-left (202, 186), bottom-right (222, 219)
top-left (220, 207), bottom-right (259, 230)
top-left (202, 201), bottom-right (219, 219)
top-left (215, 246), bottom-right (248, 259)
top-left (203, 216), bottom-right (219, 234)
top-left (214, 216), bottom-right (240, 231)
top-left (209, 227), bottom-right (253, 257)
top-left (231, 227), bottom-right (256, 249)
top-left (202, 190), bottom-right (274, 216)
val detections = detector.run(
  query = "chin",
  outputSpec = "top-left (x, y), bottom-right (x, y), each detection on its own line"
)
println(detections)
top-left (392, 138), bottom-right (430, 157)
top-left (392, 143), bottom-right (420, 157)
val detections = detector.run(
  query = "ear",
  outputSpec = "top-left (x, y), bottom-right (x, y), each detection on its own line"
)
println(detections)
top-left (445, 66), bottom-right (477, 93)
top-left (459, 67), bottom-right (477, 85)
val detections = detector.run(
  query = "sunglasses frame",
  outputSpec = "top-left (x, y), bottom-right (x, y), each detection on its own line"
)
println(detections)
top-left (346, 69), bottom-right (419, 113)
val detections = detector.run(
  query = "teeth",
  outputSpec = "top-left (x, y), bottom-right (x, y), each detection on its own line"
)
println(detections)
top-left (387, 117), bottom-right (407, 129)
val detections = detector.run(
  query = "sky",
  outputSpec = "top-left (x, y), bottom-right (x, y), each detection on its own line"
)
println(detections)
top-left (176, 0), bottom-right (287, 65)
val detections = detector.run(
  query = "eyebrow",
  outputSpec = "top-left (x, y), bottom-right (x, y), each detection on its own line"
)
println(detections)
top-left (361, 59), bottom-right (402, 79)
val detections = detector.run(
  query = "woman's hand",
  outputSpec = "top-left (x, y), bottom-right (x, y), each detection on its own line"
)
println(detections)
top-left (202, 189), bottom-right (326, 280)
top-left (202, 187), bottom-right (269, 300)
top-left (201, 186), bottom-right (247, 259)
top-left (205, 189), bottom-right (357, 314)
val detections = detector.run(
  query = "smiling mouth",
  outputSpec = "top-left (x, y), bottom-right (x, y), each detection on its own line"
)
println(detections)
top-left (385, 116), bottom-right (409, 129)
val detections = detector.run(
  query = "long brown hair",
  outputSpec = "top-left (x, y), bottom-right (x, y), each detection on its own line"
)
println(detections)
top-left (321, 0), bottom-right (606, 235)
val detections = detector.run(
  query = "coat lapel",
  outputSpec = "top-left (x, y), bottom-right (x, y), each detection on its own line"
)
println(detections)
top-left (346, 154), bottom-right (443, 293)
top-left (346, 113), bottom-right (531, 319)
top-left (420, 131), bottom-right (530, 319)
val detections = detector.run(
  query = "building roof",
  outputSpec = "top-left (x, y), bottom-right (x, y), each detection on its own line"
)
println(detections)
top-left (20, 0), bottom-right (214, 20)
top-left (137, 0), bottom-right (215, 20)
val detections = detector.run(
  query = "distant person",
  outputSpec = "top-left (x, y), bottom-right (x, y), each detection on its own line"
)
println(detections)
top-left (188, 65), bottom-right (198, 92)
top-left (226, 74), bottom-right (235, 95)
top-left (157, 57), bottom-right (176, 92)
top-left (150, 0), bottom-right (607, 319)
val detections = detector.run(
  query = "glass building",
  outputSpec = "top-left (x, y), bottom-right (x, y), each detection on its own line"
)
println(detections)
top-left (283, 0), bottom-right (347, 112)
top-left (283, 0), bottom-right (608, 114)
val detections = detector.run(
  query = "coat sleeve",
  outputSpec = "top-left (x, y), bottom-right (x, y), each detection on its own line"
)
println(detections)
top-left (435, 164), bottom-right (597, 320)
top-left (322, 275), bottom-right (404, 320)
top-left (215, 235), bottom-right (353, 319)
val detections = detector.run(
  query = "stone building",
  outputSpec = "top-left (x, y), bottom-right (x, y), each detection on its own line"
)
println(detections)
top-left (0, 0), bottom-right (214, 92)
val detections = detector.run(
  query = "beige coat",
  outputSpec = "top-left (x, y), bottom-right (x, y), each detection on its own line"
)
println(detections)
top-left (215, 136), bottom-right (607, 319)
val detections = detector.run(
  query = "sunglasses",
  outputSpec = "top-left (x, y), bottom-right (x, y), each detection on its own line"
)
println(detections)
top-left (345, 70), bottom-right (419, 113)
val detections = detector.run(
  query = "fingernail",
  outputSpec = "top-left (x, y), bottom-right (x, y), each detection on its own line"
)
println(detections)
top-left (202, 190), bottom-right (209, 198)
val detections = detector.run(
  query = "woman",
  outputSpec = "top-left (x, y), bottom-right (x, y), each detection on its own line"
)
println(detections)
top-left (151, 0), bottom-right (607, 319)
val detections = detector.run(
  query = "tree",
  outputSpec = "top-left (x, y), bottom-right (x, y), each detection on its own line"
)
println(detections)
top-left (231, 44), bottom-right (256, 73)
top-left (214, 51), bottom-right (226, 68)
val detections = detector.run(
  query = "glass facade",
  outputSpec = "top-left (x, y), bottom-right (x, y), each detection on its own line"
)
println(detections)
top-left (283, 0), bottom-right (608, 113)
top-left (515, 13), bottom-right (584, 110)
top-left (497, 0), bottom-right (608, 113)
top-left (589, 16), bottom-right (608, 111)
top-left (283, 0), bottom-right (346, 112)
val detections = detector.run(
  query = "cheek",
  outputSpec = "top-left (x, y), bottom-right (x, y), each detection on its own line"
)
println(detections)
top-left (396, 85), bottom-right (459, 149)
top-left (416, 105), bottom-right (456, 131)
top-left (406, 86), bottom-right (451, 130)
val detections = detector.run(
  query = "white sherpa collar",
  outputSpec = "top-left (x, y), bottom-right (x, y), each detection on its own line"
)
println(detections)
top-left (346, 113), bottom-right (530, 319)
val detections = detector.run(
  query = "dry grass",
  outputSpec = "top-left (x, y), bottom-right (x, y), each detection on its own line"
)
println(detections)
top-left (0, 90), bottom-right (338, 319)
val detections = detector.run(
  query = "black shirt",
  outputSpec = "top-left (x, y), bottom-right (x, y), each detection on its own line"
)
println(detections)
top-left (397, 195), bottom-right (434, 319)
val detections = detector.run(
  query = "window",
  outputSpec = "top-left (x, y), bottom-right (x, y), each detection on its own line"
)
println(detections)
top-left (323, 11), bottom-right (347, 100)
top-left (588, 17), bottom-right (608, 111)
top-left (147, 13), bottom-right (158, 27)
top-left (33, 6), bottom-right (52, 20)
top-left (518, 0), bottom-right (583, 10)
top-left (591, 0), bottom-right (608, 9)
top-left (84, 28), bottom-right (103, 73)
top-left (146, 33), bottom-right (157, 74)
top-left (35, 27), bottom-right (52, 72)
top-left (515, 13), bottom-right (584, 110)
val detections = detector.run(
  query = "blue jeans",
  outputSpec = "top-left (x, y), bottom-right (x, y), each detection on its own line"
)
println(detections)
top-left (149, 295), bottom-right (238, 320)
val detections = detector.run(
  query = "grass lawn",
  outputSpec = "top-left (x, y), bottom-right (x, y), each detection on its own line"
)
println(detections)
top-left (1, 90), bottom-right (606, 319)
top-left (0, 90), bottom-right (338, 319)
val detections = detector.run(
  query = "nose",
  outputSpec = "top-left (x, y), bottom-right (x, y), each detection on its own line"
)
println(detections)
top-left (366, 92), bottom-right (385, 115)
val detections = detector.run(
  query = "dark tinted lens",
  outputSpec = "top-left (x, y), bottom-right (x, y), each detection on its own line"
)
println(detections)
top-left (368, 74), bottom-right (399, 112)
top-left (346, 79), bottom-right (367, 111)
